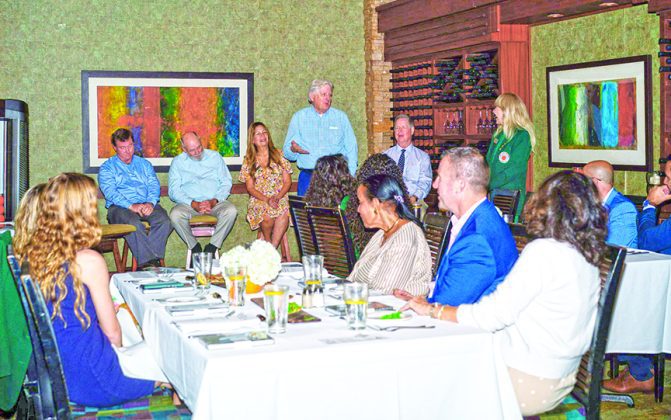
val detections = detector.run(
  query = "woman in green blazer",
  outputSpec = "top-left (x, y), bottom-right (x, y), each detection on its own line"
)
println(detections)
top-left (486, 93), bottom-right (536, 221)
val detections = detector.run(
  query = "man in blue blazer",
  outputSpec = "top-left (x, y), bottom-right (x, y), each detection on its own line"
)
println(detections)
top-left (428, 147), bottom-right (518, 306)
top-left (605, 157), bottom-right (671, 394)
top-left (582, 160), bottom-right (638, 248)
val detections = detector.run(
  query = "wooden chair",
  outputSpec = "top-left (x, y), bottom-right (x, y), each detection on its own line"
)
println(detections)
top-left (288, 195), bottom-right (317, 259)
top-left (185, 215), bottom-right (219, 268)
top-left (507, 223), bottom-right (530, 253)
top-left (533, 246), bottom-right (630, 419)
top-left (95, 224), bottom-right (137, 273)
top-left (5, 249), bottom-right (189, 419)
top-left (423, 211), bottom-right (451, 278)
top-left (490, 188), bottom-right (520, 222)
top-left (306, 206), bottom-right (357, 278)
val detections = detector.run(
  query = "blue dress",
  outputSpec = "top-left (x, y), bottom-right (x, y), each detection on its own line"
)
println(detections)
top-left (47, 273), bottom-right (154, 407)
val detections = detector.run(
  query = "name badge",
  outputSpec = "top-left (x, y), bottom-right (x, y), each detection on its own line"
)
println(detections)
top-left (499, 152), bottom-right (510, 163)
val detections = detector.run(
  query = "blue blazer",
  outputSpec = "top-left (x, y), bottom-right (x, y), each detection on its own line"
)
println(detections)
top-left (429, 199), bottom-right (518, 306)
top-left (639, 207), bottom-right (671, 254)
top-left (603, 189), bottom-right (638, 248)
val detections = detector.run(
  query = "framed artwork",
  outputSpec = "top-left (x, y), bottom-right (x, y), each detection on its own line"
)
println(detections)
top-left (546, 55), bottom-right (652, 171)
top-left (81, 70), bottom-right (254, 173)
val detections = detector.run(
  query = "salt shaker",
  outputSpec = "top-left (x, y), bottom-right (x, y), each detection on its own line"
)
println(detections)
top-left (301, 283), bottom-right (324, 308)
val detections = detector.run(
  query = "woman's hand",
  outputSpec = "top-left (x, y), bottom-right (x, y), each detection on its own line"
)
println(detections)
top-left (392, 289), bottom-right (415, 301)
top-left (268, 195), bottom-right (280, 209)
top-left (401, 296), bottom-right (432, 316)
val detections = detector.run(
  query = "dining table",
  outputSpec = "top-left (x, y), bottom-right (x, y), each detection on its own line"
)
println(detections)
top-left (112, 267), bottom-right (522, 420)
top-left (606, 250), bottom-right (671, 354)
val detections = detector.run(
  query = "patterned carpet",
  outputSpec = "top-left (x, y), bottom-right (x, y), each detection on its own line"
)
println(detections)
top-left (601, 359), bottom-right (671, 419)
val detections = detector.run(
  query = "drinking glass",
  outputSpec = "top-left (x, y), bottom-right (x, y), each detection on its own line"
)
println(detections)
top-left (192, 253), bottom-right (212, 290)
top-left (302, 255), bottom-right (324, 287)
top-left (225, 264), bottom-right (247, 306)
top-left (263, 284), bottom-right (289, 334)
top-left (344, 282), bottom-right (369, 330)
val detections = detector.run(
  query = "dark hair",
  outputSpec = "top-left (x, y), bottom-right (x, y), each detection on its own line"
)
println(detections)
top-left (346, 153), bottom-right (411, 252)
top-left (525, 170), bottom-right (607, 266)
top-left (305, 154), bottom-right (356, 207)
top-left (111, 128), bottom-right (132, 146)
top-left (361, 174), bottom-right (422, 228)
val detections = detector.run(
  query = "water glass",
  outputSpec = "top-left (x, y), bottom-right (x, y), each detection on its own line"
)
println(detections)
top-left (192, 252), bottom-right (212, 290)
top-left (302, 255), bottom-right (324, 286)
top-left (263, 284), bottom-right (289, 334)
top-left (344, 282), bottom-right (369, 330)
top-left (225, 264), bottom-right (247, 306)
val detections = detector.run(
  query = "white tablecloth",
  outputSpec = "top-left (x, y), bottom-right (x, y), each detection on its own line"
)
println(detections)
top-left (606, 251), bottom-right (671, 353)
top-left (113, 272), bottom-right (521, 420)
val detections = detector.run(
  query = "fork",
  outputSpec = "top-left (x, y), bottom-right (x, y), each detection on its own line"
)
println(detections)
top-left (370, 325), bottom-right (436, 332)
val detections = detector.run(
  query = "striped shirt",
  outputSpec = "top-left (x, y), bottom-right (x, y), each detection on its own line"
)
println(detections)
top-left (348, 221), bottom-right (431, 295)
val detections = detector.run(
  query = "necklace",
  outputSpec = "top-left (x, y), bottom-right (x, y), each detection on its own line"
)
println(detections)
top-left (383, 217), bottom-right (401, 233)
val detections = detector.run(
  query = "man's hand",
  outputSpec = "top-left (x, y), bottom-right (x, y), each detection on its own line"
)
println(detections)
top-left (647, 185), bottom-right (671, 206)
top-left (190, 200), bottom-right (211, 214)
top-left (140, 203), bottom-right (154, 216)
top-left (129, 203), bottom-right (144, 215)
top-left (290, 140), bottom-right (310, 154)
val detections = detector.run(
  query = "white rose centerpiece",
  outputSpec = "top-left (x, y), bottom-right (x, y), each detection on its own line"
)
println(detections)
top-left (220, 239), bottom-right (282, 293)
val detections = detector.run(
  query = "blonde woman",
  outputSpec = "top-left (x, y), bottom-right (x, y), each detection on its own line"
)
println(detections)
top-left (12, 183), bottom-right (45, 259)
top-left (24, 173), bottom-right (172, 407)
top-left (487, 93), bottom-right (536, 221)
top-left (239, 122), bottom-right (292, 248)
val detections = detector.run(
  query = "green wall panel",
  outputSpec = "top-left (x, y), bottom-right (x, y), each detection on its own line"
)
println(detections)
top-left (1, 0), bottom-right (365, 267)
top-left (531, 6), bottom-right (659, 195)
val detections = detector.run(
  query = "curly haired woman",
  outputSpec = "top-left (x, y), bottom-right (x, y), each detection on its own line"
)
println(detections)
top-left (12, 182), bottom-right (45, 259)
top-left (22, 173), bottom-right (174, 407)
top-left (403, 171), bottom-right (607, 416)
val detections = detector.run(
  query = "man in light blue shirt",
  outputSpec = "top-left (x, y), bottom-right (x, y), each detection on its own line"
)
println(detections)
top-left (581, 160), bottom-right (638, 248)
top-left (168, 132), bottom-right (237, 255)
top-left (283, 79), bottom-right (358, 195)
top-left (99, 128), bottom-right (172, 268)
top-left (384, 114), bottom-right (432, 204)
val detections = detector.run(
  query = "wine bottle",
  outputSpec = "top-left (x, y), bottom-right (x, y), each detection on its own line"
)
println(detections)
top-left (660, 66), bottom-right (671, 72)
top-left (659, 51), bottom-right (671, 57)
top-left (660, 38), bottom-right (671, 44)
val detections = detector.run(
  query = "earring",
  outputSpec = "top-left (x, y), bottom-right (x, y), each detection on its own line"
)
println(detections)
top-left (373, 209), bottom-right (378, 215)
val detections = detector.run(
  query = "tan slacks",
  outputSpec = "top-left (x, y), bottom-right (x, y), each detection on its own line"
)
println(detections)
top-left (507, 367), bottom-right (577, 416)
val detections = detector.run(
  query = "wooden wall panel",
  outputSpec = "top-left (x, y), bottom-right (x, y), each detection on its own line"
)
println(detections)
top-left (377, 0), bottom-right (500, 32)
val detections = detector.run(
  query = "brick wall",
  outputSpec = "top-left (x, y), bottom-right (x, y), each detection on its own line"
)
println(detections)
top-left (364, 0), bottom-right (395, 155)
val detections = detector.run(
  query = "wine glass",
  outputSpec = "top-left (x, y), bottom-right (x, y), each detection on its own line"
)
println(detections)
top-left (477, 110), bottom-right (484, 134)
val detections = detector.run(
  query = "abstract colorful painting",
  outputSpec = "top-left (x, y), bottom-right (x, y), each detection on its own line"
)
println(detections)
top-left (547, 56), bottom-right (651, 171)
top-left (82, 71), bottom-right (253, 173)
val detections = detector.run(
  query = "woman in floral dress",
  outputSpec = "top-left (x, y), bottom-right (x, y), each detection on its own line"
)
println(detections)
top-left (240, 122), bottom-right (293, 248)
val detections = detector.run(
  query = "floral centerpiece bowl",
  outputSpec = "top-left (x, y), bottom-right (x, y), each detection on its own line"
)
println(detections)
top-left (219, 240), bottom-right (282, 294)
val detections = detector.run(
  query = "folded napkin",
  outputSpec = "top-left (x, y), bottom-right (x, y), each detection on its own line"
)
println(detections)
top-left (174, 313), bottom-right (265, 335)
top-left (166, 303), bottom-right (231, 318)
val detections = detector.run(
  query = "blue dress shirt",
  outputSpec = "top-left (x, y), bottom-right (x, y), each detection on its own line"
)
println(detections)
top-left (603, 188), bottom-right (638, 248)
top-left (384, 144), bottom-right (432, 201)
top-left (638, 205), bottom-right (671, 254)
top-left (282, 106), bottom-right (358, 175)
top-left (99, 155), bottom-right (160, 209)
top-left (168, 149), bottom-right (232, 205)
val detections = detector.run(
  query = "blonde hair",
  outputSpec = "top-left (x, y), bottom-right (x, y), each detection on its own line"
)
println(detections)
top-left (13, 183), bottom-right (46, 260)
top-left (25, 173), bottom-right (102, 328)
top-left (494, 93), bottom-right (536, 149)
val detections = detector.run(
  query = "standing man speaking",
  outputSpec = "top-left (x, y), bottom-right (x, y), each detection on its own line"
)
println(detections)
top-left (283, 79), bottom-right (358, 195)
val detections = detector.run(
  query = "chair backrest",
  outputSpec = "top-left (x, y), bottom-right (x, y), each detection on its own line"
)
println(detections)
top-left (423, 212), bottom-right (451, 278)
top-left (516, 191), bottom-right (533, 224)
top-left (6, 249), bottom-right (71, 419)
top-left (571, 245), bottom-right (627, 420)
top-left (507, 223), bottom-right (530, 253)
top-left (305, 206), bottom-right (357, 278)
top-left (490, 188), bottom-right (520, 222)
top-left (288, 195), bottom-right (317, 258)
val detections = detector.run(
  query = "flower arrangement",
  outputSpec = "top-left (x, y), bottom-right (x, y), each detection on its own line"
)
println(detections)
top-left (220, 240), bottom-right (282, 292)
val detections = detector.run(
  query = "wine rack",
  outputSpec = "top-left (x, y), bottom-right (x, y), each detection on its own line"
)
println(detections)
top-left (389, 47), bottom-right (504, 176)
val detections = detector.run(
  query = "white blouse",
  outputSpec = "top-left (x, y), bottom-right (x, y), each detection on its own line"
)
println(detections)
top-left (348, 221), bottom-right (431, 295)
top-left (457, 238), bottom-right (600, 379)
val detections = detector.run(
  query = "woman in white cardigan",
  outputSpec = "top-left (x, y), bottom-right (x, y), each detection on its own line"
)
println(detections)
top-left (403, 170), bottom-right (608, 416)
